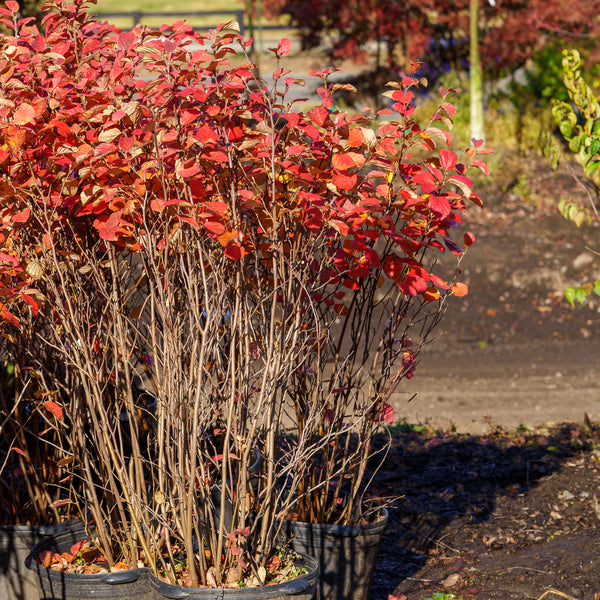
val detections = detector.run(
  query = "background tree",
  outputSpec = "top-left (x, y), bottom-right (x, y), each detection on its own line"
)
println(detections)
top-left (266, 0), bottom-right (600, 80)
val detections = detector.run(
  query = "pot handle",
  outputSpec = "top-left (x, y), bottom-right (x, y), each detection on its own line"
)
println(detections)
top-left (278, 577), bottom-right (311, 595)
top-left (100, 571), bottom-right (141, 585)
top-left (154, 583), bottom-right (191, 599)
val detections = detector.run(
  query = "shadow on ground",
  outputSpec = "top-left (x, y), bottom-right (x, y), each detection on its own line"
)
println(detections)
top-left (368, 422), bottom-right (600, 600)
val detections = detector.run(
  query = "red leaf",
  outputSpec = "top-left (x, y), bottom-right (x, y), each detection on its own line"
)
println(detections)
top-left (330, 219), bottom-right (350, 236)
top-left (429, 195), bottom-right (451, 218)
top-left (5, 1), bottom-right (19, 11)
top-left (49, 120), bottom-right (71, 136)
top-left (177, 160), bottom-right (200, 178)
top-left (180, 109), bottom-right (201, 127)
top-left (317, 87), bottom-right (333, 109)
top-left (204, 219), bottom-right (226, 235)
top-left (0, 303), bottom-right (20, 328)
top-left (13, 103), bottom-right (36, 126)
top-left (276, 37), bottom-right (292, 56)
top-left (282, 145), bottom-right (302, 158)
top-left (382, 255), bottom-right (403, 281)
top-left (440, 102), bottom-right (456, 118)
top-left (176, 214), bottom-right (200, 228)
top-left (377, 403), bottom-right (394, 424)
top-left (377, 138), bottom-right (398, 156)
top-left (307, 106), bottom-right (329, 127)
top-left (0, 252), bottom-right (19, 266)
top-left (224, 243), bottom-right (247, 260)
top-left (471, 159), bottom-right (490, 176)
top-left (194, 124), bottom-right (218, 142)
top-left (22, 294), bottom-right (39, 315)
top-left (70, 540), bottom-right (87, 556)
top-left (439, 149), bottom-right (457, 171)
top-left (464, 232), bottom-right (476, 247)
top-left (390, 89), bottom-right (413, 104)
top-left (412, 171), bottom-right (437, 193)
top-left (13, 447), bottom-right (27, 458)
top-left (332, 171), bottom-right (357, 191)
top-left (117, 31), bottom-right (136, 52)
top-left (206, 201), bottom-right (229, 216)
top-left (94, 210), bottom-right (123, 242)
top-left (45, 400), bottom-right (64, 420)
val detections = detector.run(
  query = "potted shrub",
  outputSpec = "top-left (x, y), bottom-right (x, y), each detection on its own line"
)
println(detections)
top-left (0, 0), bottom-right (331, 595)
top-left (0, 0), bottom-right (489, 597)
top-left (271, 74), bottom-right (490, 600)
top-left (0, 316), bottom-right (81, 600)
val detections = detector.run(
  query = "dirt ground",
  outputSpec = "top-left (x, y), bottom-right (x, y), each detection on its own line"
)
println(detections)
top-left (370, 420), bottom-right (600, 600)
top-left (394, 164), bottom-right (600, 434)
top-left (369, 160), bottom-right (600, 600)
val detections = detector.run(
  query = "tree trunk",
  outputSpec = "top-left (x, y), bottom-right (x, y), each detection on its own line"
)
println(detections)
top-left (470, 0), bottom-right (485, 142)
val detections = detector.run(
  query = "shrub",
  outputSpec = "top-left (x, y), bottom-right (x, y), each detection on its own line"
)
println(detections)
top-left (545, 49), bottom-right (600, 306)
top-left (0, 0), bottom-right (489, 586)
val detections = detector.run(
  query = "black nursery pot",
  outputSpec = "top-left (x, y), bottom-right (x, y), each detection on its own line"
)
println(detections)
top-left (0, 520), bottom-right (82, 600)
top-left (282, 508), bottom-right (388, 600)
top-left (24, 525), bottom-right (150, 600)
top-left (150, 554), bottom-right (319, 600)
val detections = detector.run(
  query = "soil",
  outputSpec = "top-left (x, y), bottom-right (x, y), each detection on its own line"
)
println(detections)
top-left (370, 421), bottom-right (600, 600)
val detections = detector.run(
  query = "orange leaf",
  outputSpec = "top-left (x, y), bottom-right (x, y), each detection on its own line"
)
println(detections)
top-left (37, 551), bottom-right (54, 568)
top-left (217, 230), bottom-right (239, 247)
top-left (44, 400), bottom-right (64, 420)
top-left (13, 103), bottom-right (36, 126)
top-left (332, 152), bottom-right (365, 170)
top-left (451, 282), bottom-right (468, 297)
top-left (347, 128), bottom-right (365, 147)
top-left (422, 287), bottom-right (440, 301)
top-left (7, 126), bottom-right (25, 151)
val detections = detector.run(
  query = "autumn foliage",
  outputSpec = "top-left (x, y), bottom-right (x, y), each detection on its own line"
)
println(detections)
top-left (266, 0), bottom-right (600, 76)
top-left (0, 1), bottom-right (487, 327)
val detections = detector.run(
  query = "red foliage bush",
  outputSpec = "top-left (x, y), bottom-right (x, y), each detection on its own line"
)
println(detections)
top-left (0, 0), bottom-right (491, 584)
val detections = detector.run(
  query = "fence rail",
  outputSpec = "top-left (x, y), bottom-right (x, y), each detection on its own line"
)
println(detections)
top-left (95, 10), bottom-right (296, 37)
top-left (96, 10), bottom-right (246, 33)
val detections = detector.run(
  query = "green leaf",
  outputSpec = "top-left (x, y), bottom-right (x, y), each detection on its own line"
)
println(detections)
top-left (565, 287), bottom-right (577, 306)
top-left (594, 281), bottom-right (600, 296)
top-left (569, 135), bottom-right (581, 153)
top-left (559, 120), bottom-right (573, 138)
top-left (575, 287), bottom-right (588, 304)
